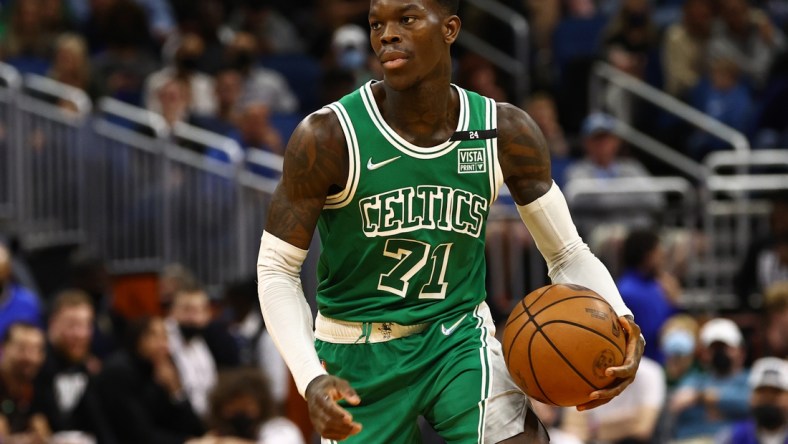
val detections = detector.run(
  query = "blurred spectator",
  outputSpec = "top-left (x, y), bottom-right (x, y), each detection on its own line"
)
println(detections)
top-left (752, 52), bottom-right (788, 149)
top-left (603, 0), bottom-right (660, 57)
top-left (327, 24), bottom-right (375, 88)
top-left (190, 66), bottom-right (244, 141)
top-left (709, 0), bottom-right (786, 89)
top-left (564, 112), bottom-right (664, 238)
top-left (763, 283), bottom-right (788, 358)
top-left (90, 0), bottom-right (159, 105)
top-left (687, 56), bottom-right (754, 161)
top-left (133, 0), bottom-right (176, 43)
top-left (36, 290), bottom-right (112, 442)
top-left (671, 318), bottom-right (751, 443)
top-left (0, 0), bottom-right (57, 74)
top-left (230, 0), bottom-right (304, 55)
top-left (716, 357), bottom-right (788, 444)
top-left (221, 279), bottom-right (289, 409)
top-left (199, 368), bottom-right (304, 444)
top-left (617, 229), bottom-right (681, 364)
top-left (662, 0), bottom-right (715, 98)
top-left (48, 33), bottom-right (93, 95)
top-left (79, 0), bottom-right (118, 54)
top-left (562, 356), bottom-right (666, 443)
top-left (155, 78), bottom-right (192, 128)
top-left (238, 103), bottom-right (284, 155)
top-left (528, 400), bottom-right (582, 444)
top-left (165, 286), bottom-right (217, 417)
top-left (523, 92), bottom-right (571, 187)
top-left (166, 0), bottom-right (230, 75)
top-left (225, 32), bottom-right (298, 114)
top-left (67, 250), bottom-right (120, 360)
top-left (96, 316), bottom-right (204, 444)
top-left (523, 0), bottom-right (561, 87)
top-left (144, 33), bottom-right (217, 116)
top-left (0, 243), bottom-right (43, 340)
top-left (159, 263), bottom-right (198, 313)
top-left (661, 314), bottom-right (701, 389)
top-left (456, 53), bottom-right (508, 102)
top-left (735, 193), bottom-right (788, 310)
top-left (0, 322), bottom-right (51, 444)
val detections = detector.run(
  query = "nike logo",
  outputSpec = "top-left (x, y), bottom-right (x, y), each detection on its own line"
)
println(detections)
top-left (441, 314), bottom-right (467, 336)
top-left (367, 156), bottom-right (401, 170)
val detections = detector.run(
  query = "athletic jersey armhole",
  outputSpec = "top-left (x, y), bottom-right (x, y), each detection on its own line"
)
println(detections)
top-left (485, 98), bottom-right (504, 203)
top-left (324, 103), bottom-right (361, 209)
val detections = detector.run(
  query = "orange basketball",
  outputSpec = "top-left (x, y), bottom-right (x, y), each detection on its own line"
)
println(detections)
top-left (502, 284), bottom-right (627, 407)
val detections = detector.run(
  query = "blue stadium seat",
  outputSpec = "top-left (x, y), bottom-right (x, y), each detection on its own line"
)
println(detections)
top-left (260, 54), bottom-right (323, 114)
top-left (270, 112), bottom-right (303, 144)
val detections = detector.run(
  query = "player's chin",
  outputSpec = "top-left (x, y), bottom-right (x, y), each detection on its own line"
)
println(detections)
top-left (382, 73), bottom-right (418, 91)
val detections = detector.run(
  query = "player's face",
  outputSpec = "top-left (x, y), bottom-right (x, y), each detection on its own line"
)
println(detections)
top-left (368, 0), bottom-right (459, 90)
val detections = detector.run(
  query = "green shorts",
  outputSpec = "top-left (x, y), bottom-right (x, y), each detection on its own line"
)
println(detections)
top-left (315, 302), bottom-right (529, 444)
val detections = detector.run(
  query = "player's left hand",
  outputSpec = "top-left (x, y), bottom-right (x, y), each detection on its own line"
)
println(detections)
top-left (576, 315), bottom-right (644, 411)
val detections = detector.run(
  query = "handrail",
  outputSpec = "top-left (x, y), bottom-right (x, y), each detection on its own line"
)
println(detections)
top-left (614, 120), bottom-right (708, 180)
top-left (705, 149), bottom-right (788, 173)
top-left (97, 97), bottom-right (169, 138)
top-left (707, 174), bottom-right (788, 193)
top-left (246, 148), bottom-right (284, 173)
top-left (172, 121), bottom-right (244, 166)
top-left (456, 0), bottom-right (529, 102)
top-left (0, 62), bottom-right (21, 89)
top-left (591, 62), bottom-right (750, 155)
top-left (23, 74), bottom-right (91, 116)
top-left (563, 176), bottom-right (694, 202)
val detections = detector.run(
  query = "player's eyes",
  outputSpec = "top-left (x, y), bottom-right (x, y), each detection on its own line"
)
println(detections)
top-left (401, 16), bottom-right (416, 24)
top-left (370, 22), bottom-right (382, 31)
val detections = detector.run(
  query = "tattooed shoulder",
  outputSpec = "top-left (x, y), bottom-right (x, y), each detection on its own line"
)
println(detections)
top-left (496, 102), bottom-right (553, 205)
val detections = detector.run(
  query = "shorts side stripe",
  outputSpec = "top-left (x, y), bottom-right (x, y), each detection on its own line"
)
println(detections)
top-left (473, 305), bottom-right (493, 444)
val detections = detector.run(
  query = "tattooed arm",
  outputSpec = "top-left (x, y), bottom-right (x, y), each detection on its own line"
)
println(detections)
top-left (497, 103), bottom-right (644, 411)
top-left (257, 110), bottom-right (362, 441)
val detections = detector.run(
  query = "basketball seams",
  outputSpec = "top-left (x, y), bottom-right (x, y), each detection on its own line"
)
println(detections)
top-left (535, 325), bottom-right (606, 392)
top-left (525, 284), bottom-right (559, 311)
top-left (539, 320), bottom-right (626, 357)
top-left (531, 294), bottom-right (612, 319)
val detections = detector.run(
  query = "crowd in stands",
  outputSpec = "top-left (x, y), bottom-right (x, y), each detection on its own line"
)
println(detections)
top-left (0, 0), bottom-right (787, 443)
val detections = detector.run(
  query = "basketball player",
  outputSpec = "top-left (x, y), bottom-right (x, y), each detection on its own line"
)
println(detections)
top-left (257, 0), bottom-right (645, 442)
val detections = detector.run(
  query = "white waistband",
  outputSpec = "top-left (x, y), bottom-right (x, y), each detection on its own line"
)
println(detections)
top-left (315, 313), bottom-right (430, 344)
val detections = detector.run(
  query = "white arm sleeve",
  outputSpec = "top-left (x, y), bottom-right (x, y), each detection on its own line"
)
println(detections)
top-left (257, 231), bottom-right (327, 398)
top-left (516, 181), bottom-right (632, 318)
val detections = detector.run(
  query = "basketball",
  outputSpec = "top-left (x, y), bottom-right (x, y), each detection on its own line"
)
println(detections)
top-left (502, 284), bottom-right (627, 407)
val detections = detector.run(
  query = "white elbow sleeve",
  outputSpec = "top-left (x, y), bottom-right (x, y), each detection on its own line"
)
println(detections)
top-left (257, 231), bottom-right (327, 398)
top-left (516, 182), bottom-right (632, 318)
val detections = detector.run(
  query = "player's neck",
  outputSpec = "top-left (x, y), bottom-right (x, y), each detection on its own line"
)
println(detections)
top-left (378, 77), bottom-right (457, 145)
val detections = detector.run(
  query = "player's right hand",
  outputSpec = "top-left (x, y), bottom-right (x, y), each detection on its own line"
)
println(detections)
top-left (305, 375), bottom-right (362, 441)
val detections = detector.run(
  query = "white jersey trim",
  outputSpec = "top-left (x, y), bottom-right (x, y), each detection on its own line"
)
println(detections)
top-left (360, 81), bottom-right (470, 159)
top-left (324, 103), bottom-right (360, 209)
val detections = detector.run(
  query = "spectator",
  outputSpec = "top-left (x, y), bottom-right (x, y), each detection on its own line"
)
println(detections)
top-left (200, 368), bottom-right (304, 444)
top-left (735, 192), bottom-right (788, 310)
top-left (166, 0), bottom-right (230, 75)
top-left (159, 263), bottom-right (198, 313)
top-left (225, 32), bottom-right (299, 114)
top-left (327, 24), bottom-right (375, 88)
top-left (661, 314), bottom-right (701, 389)
top-left (221, 279), bottom-right (289, 409)
top-left (155, 78), bottom-right (192, 128)
top-left (90, 0), bottom-right (159, 105)
top-left (230, 0), bottom-right (304, 55)
top-left (238, 102), bottom-right (284, 155)
top-left (529, 400), bottom-right (583, 444)
top-left (190, 66), bottom-right (244, 141)
top-left (48, 33), bottom-right (92, 95)
top-left (96, 316), bottom-right (204, 444)
top-left (0, 243), bottom-right (43, 340)
top-left (562, 356), bottom-right (666, 443)
top-left (456, 52), bottom-right (508, 102)
top-left (717, 357), bottom-right (788, 444)
top-left (763, 282), bottom-right (788, 359)
top-left (0, 322), bottom-right (51, 444)
top-left (37, 290), bottom-right (112, 443)
top-left (523, 92), bottom-right (571, 188)
top-left (671, 318), bottom-right (751, 442)
top-left (709, 0), bottom-right (786, 88)
top-left (603, 0), bottom-right (660, 57)
top-left (165, 286), bottom-right (218, 417)
top-left (0, 0), bottom-right (56, 73)
top-left (687, 56), bottom-right (754, 161)
top-left (144, 33), bottom-right (217, 116)
top-left (618, 229), bottom-right (681, 363)
top-left (663, 0), bottom-right (716, 98)
top-left (753, 53), bottom-right (788, 149)
top-left (564, 112), bottom-right (664, 238)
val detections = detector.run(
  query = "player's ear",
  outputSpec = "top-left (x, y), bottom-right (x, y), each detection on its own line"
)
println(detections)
top-left (443, 15), bottom-right (461, 44)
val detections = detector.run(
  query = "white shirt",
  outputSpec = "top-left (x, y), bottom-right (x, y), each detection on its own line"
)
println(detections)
top-left (236, 312), bottom-right (290, 405)
top-left (258, 417), bottom-right (304, 444)
top-left (165, 318), bottom-right (217, 416)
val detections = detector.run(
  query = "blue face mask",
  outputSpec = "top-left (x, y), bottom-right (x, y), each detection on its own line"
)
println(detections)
top-left (339, 49), bottom-right (366, 71)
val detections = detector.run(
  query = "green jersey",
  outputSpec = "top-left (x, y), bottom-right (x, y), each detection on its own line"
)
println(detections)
top-left (318, 81), bottom-right (502, 325)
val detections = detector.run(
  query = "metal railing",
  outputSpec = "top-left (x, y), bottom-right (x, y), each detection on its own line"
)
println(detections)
top-left (590, 62), bottom-right (750, 156)
top-left (456, 0), bottom-right (529, 103)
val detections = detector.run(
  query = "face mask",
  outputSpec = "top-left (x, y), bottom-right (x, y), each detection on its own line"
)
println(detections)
top-left (711, 347), bottom-right (733, 375)
top-left (177, 56), bottom-right (199, 72)
top-left (339, 49), bottom-right (366, 71)
top-left (178, 324), bottom-right (203, 341)
top-left (752, 404), bottom-right (786, 431)
top-left (226, 413), bottom-right (258, 439)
